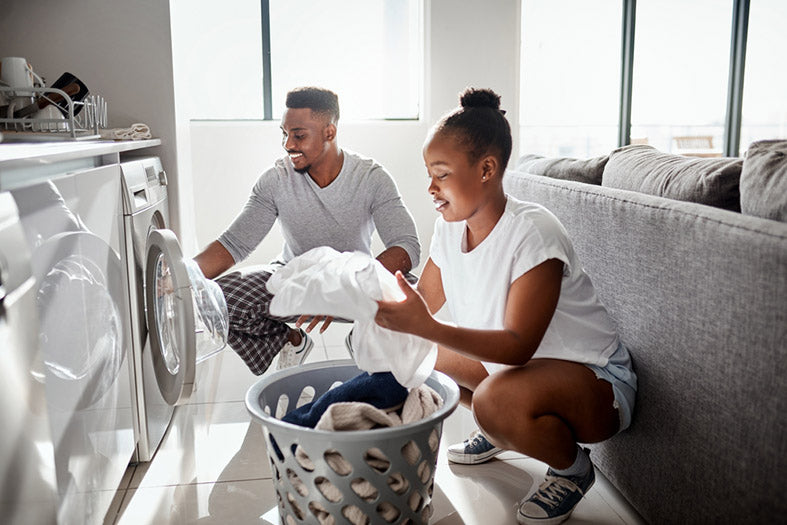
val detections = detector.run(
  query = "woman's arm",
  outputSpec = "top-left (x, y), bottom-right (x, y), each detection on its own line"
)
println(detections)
top-left (375, 258), bottom-right (563, 366)
top-left (415, 258), bottom-right (446, 314)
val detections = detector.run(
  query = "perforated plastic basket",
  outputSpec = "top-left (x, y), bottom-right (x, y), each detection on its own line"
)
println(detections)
top-left (246, 359), bottom-right (460, 525)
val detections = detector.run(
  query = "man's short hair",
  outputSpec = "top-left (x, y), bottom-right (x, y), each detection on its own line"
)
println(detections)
top-left (286, 87), bottom-right (340, 123)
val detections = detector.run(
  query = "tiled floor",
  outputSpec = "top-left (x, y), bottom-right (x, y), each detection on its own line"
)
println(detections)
top-left (108, 324), bottom-right (645, 524)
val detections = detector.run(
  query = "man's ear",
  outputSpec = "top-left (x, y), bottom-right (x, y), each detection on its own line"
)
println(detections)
top-left (324, 123), bottom-right (337, 142)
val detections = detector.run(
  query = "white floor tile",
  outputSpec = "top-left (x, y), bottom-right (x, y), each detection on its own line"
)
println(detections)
top-left (116, 478), bottom-right (279, 524)
top-left (325, 344), bottom-right (353, 361)
top-left (319, 322), bottom-right (353, 348)
top-left (188, 351), bottom-right (262, 405)
top-left (130, 401), bottom-right (272, 489)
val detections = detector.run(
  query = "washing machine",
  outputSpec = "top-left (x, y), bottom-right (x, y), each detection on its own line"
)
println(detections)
top-left (120, 157), bottom-right (227, 463)
top-left (9, 165), bottom-right (136, 525)
top-left (0, 192), bottom-right (58, 525)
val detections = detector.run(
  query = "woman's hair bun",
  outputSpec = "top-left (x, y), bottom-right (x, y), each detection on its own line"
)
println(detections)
top-left (459, 88), bottom-right (501, 110)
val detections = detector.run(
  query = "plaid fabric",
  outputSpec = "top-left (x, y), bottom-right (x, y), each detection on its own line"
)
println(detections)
top-left (216, 264), bottom-right (301, 375)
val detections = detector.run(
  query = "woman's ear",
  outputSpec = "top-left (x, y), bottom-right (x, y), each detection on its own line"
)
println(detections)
top-left (480, 155), bottom-right (499, 181)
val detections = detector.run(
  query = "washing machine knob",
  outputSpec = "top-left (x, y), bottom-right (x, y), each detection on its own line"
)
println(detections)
top-left (158, 169), bottom-right (168, 186)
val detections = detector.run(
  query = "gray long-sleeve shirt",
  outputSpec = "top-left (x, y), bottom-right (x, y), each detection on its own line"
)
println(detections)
top-left (218, 150), bottom-right (421, 268)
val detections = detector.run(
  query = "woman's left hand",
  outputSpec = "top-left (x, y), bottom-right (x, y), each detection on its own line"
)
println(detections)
top-left (375, 271), bottom-right (434, 338)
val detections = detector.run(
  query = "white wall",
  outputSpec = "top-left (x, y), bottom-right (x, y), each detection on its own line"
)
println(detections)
top-left (186, 0), bottom-right (521, 270)
top-left (0, 0), bottom-right (197, 251)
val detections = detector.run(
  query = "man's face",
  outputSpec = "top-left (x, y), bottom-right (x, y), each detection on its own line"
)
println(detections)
top-left (280, 108), bottom-right (333, 173)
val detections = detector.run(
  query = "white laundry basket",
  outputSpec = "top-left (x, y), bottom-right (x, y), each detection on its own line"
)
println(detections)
top-left (246, 359), bottom-right (460, 525)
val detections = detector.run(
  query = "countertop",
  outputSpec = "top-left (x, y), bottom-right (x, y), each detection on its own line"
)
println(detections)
top-left (0, 137), bottom-right (162, 164)
top-left (0, 137), bottom-right (162, 191)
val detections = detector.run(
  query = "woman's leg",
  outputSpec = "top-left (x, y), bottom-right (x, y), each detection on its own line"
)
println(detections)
top-left (471, 358), bottom-right (619, 469)
top-left (435, 345), bottom-right (488, 408)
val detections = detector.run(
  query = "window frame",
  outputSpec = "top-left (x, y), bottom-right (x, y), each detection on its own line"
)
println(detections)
top-left (616, 0), bottom-right (751, 156)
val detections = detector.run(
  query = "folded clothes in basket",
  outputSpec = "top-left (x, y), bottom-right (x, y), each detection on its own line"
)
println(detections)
top-left (282, 372), bottom-right (407, 428)
top-left (267, 247), bottom-right (437, 388)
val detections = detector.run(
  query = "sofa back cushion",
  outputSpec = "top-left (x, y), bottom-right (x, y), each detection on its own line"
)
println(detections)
top-left (602, 144), bottom-right (742, 211)
top-left (740, 139), bottom-right (787, 222)
top-left (515, 153), bottom-right (608, 185)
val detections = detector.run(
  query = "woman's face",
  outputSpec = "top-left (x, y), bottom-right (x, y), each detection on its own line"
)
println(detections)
top-left (423, 131), bottom-right (486, 222)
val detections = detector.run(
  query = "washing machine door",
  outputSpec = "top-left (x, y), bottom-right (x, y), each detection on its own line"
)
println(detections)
top-left (144, 229), bottom-right (228, 406)
top-left (145, 228), bottom-right (197, 405)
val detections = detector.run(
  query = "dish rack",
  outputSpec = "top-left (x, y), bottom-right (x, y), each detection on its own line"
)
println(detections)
top-left (0, 86), bottom-right (107, 141)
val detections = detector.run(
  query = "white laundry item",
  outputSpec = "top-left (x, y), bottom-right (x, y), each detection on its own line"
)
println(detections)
top-left (267, 247), bottom-right (437, 388)
top-left (99, 122), bottom-right (151, 140)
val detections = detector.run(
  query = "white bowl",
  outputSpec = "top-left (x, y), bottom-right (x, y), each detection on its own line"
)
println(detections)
top-left (32, 105), bottom-right (67, 131)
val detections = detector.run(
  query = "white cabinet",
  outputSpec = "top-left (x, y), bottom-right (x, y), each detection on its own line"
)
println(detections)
top-left (10, 163), bottom-right (134, 525)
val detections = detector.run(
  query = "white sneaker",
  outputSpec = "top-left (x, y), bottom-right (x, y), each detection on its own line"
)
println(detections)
top-left (276, 328), bottom-right (314, 370)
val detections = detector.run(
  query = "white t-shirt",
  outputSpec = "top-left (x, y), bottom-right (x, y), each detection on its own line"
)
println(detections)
top-left (429, 195), bottom-right (619, 374)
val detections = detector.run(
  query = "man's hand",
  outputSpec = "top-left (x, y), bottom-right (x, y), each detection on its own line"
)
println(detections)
top-left (295, 315), bottom-right (335, 334)
top-left (376, 246), bottom-right (412, 275)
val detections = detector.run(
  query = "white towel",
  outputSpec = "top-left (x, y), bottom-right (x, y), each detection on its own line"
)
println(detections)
top-left (99, 122), bottom-right (151, 140)
top-left (267, 247), bottom-right (437, 388)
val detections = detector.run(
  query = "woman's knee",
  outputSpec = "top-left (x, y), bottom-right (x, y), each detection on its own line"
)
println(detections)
top-left (471, 374), bottom-right (523, 437)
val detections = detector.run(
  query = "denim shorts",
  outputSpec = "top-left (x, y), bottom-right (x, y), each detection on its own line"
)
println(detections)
top-left (585, 341), bottom-right (637, 433)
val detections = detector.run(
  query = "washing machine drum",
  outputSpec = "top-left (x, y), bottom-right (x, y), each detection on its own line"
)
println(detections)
top-left (145, 228), bottom-right (228, 405)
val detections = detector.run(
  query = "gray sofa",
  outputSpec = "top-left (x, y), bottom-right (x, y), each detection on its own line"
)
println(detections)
top-left (504, 143), bottom-right (787, 523)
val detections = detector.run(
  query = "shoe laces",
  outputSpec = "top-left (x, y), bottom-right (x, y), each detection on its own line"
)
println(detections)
top-left (532, 476), bottom-right (580, 509)
top-left (465, 430), bottom-right (485, 446)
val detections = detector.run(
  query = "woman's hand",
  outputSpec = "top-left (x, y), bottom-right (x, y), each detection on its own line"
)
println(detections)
top-left (375, 271), bottom-right (435, 338)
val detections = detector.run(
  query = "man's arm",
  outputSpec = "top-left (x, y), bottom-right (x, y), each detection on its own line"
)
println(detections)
top-left (195, 169), bottom-right (279, 279)
top-left (194, 240), bottom-right (235, 279)
top-left (369, 167), bottom-right (421, 272)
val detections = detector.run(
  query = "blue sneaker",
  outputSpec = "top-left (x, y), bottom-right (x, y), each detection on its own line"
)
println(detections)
top-left (516, 451), bottom-right (595, 524)
top-left (447, 430), bottom-right (503, 464)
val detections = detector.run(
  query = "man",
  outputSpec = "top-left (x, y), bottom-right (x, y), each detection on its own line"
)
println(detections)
top-left (194, 87), bottom-right (420, 375)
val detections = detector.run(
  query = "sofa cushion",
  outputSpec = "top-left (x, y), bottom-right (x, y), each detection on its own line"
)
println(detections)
top-left (740, 140), bottom-right (787, 222)
top-left (514, 153), bottom-right (607, 185)
top-left (602, 144), bottom-right (742, 211)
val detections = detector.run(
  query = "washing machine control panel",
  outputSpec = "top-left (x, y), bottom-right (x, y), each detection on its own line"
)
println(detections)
top-left (120, 157), bottom-right (167, 214)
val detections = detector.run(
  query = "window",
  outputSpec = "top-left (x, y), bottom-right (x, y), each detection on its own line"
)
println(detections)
top-left (520, 0), bottom-right (622, 158)
top-left (182, 0), bottom-right (265, 120)
top-left (519, 0), bottom-right (784, 159)
top-left (630, 0), bottom-right (732, 155)
top-left (184, 0), bottom-right (422, 121)
top-left (740, 0), bottom-right (787, 150)
top-left (269, 0), bottom-right (422, 120)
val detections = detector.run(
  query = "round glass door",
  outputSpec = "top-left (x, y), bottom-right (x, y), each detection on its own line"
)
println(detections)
top-left (152, 254), bottom-right (182, 375)
top-left (145, 229), bottom-right (195, 406)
